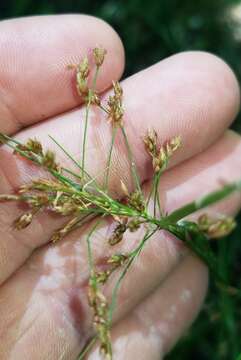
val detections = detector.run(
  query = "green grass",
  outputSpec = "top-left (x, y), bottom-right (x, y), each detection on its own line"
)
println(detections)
top-left (167, 213), bottom-right (241, 360)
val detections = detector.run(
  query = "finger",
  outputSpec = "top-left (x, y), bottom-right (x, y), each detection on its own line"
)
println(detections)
top-left (157, 130), bottom-right (241, 218)
top-left (0, 131), bottom-right (240, 360)
top-left (88, 255), bottom-right (208, 360)
top-left (0, 15), bottom-right (125, 134)
top-left (102, 130), bottom-right (241, 319)
top-left (0, 52), bottom-right (239, 282)
top-left (12, 51), bottom-right (240, 190)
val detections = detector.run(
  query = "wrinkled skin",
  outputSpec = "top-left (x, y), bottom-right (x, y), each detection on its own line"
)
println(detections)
top-left (0, 14), bottom-right (241, 360)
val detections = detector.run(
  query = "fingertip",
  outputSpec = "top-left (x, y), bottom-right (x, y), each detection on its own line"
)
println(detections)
top-left (89, 15), bottom-right (125, 76)
top-left (0, 14), bottom-right (125, 133)
top-left (182, 50), bottom-right (240, 120)
top-left (161, 50), bottom-right (240, 155)
top-left (92, 18), bottom-right (125, 92)
top-left (167, 50), bottom-right (240, 133)
top-left (73, 14), bottom-right (125, 87)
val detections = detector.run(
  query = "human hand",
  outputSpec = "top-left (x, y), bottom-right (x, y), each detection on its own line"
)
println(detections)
top-left (0, 14), bottom-right (241, 360)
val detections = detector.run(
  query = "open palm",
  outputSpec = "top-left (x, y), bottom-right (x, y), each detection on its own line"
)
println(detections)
top-left (0, 14), bottom-right (241, 360)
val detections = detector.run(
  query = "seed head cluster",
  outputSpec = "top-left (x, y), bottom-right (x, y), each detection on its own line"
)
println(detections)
top-left (0, 47), bottom-right (239, 360)
top-left (144, 129), bottom-right (181, 173)
top-left (198, 214), bottom-right (236, 239)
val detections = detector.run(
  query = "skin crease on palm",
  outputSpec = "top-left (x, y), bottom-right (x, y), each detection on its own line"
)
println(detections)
top-left (0, 14), bottom-right (241, 360)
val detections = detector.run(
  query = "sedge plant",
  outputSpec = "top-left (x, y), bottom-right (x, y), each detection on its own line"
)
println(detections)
top-left (0, 48), bottom-right (241, 360)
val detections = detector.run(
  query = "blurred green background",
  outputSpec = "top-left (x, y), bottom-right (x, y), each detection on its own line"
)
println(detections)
top-left (0, 1), bottom-right (241, 359)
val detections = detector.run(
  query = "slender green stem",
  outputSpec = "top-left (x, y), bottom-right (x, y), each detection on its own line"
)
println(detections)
top-left (146, 162), bottom-right (167, 214)
top-left (166, 180), bottom-right (241, 223)
top-left (49, 135), bottom-right (94, 181)
top-left (2, 138), bottom-right (83, 191)
top-left (108, 227), bottom-right (158, 324)
top-left (78, 336), bottom-right (98, 360)
top-left (49, 170), bottom-right (82, 190)
top-left (49, 133), bottom-right (107, 196)
top-left (121, 126), bottom-right (142, 193)
top-left (128, 227), bottom-right (158, 257)
top-left (81, 97), bottom-right (91, 177)
top-left (49, 135), bottom-right (83, 172)
top-left (104, 126), bottom-right (118, 191)
top-left (68, 213), bottom-right (93, 232)
top-left (81, 67), bottom-right (100, 177)
top-left (146, 176), bottom-right (156, 208)
top-left (86, 219), bottom-right (102, 270)
top-left (99, 104), bottom-right (109, 114)
top-left (153, 170), bottom-right (162, 217)
top-left (62, 167), bottom-right (83, 181)
top-left (0, 133), bottom-right (23, 146)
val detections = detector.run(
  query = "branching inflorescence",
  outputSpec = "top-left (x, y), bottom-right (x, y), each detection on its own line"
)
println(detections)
top-left (0, 48), bottom-right (240, 359)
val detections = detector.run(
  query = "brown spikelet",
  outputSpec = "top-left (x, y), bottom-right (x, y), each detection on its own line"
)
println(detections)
top-left (13, 212), bottom-right (33, 230)
top-left (108, 219), bottom-right (128, 246)
top-left (93, 47), bottom-right (107, 67)
top-left (0, 133), bottom-right (7, 145)
top-left (42, 150), bottom-right (59, 171)
top-left (0, 194), bottom-right (21, 202)
top-left (106, 81), bottom-right (124, 127)
top-left (127, 190), bottom-right (145, 212)
top-left (88, 276), bottom-right (112, 359)
top-left (198, 214), bottom-right (236, 239)
top-left (143, 129), bottom-right (158, 157)
top-left (75, 56), bottom-right (90, 96)
top-left (26, 139), bottom-right (43, 155)
top-left (50, 216), bottom-right (81, 242)
top-left (144, 131), bottom-right (181, 173)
